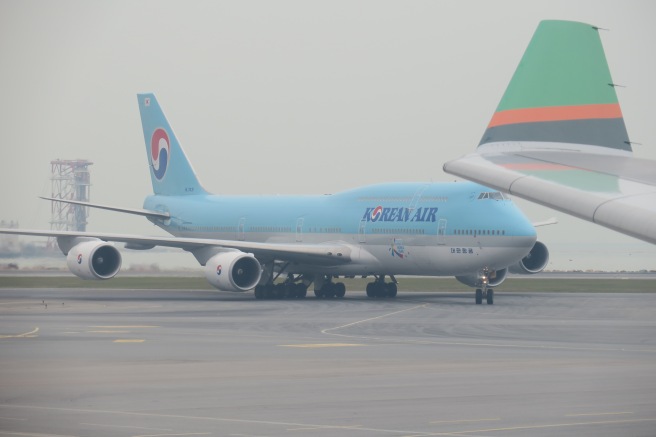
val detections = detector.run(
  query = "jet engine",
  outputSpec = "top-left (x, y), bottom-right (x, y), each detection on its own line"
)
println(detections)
top-left (204, 251), bottom-right (262, 292)
top-left (509, 241), bottom-right (549, 274)
top-left (456, 268), bottom-right (507, 288)
top-left (66, 240), bottom-right (122, 280)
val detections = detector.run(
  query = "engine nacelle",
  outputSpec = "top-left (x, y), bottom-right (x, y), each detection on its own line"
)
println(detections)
top-left (456, 268), bottom-right (507, 288)
top-left (204, 251), bottom-right (262, 292)
top-left (509, 241), bottom-right (549, 274)
top-left (66, 240), bottom-right (122, 280)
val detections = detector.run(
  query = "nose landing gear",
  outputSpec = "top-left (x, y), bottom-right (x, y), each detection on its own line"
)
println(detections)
top-left (475, 269), bottom-right (494, 305)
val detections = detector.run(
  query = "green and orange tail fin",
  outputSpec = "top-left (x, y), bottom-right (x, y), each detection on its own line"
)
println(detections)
top-left (479, 20), bottom-right (631, 151)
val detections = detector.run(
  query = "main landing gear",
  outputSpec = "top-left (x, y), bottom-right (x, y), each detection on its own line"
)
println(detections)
top-left (253, 270), bottom-right (400, 300)
top-left (314, 281), bottom-right (346, 299)
top-left (254, 272), bottom-right (309, 300)
top-left (475, 269), bottom-right (494, 305)
top-left (313, 275), bottom-right (346, 299)
top-left (366, 275), bottom-right (398, 298)
top-left (254, 273), bottom-right (347, 300)
top-left (254, 282), bottom-right (308, 299)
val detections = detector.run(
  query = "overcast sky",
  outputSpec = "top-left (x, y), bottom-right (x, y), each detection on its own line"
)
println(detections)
top-left (1, 0), bottom-right (655, 271)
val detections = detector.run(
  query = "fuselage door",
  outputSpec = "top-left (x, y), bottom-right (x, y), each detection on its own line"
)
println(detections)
top-left (358, 219), bottom-right (366, 243)
top-left (437, 218), bottom-right (447, 245)
top-left (296, 218), bottom-right (304, 242)
top-left (409, 183), bottom-right (429, 212)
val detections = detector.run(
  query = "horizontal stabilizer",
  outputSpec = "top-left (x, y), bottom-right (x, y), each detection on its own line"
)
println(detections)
top-left (39, 197), bottom-right (170, 220)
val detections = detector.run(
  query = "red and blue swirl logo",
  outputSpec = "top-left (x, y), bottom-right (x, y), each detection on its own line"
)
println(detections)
top-left (216, 265), bottom-right (222, 276)
top-left (151, 128), bottom-right (170, 180)
top-left (370, 206), bottom-right (383, 222)
top-left (77, 254), bottom-right (82, 264)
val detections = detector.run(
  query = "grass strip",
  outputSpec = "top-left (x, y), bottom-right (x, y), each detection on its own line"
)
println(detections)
top-left (0, 276), bottom-right (653, 293)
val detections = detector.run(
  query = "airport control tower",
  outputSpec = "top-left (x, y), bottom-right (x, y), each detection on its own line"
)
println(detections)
top-left (48, 160), bottom-right (93, 244)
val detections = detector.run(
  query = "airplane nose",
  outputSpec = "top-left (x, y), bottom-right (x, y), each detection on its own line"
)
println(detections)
top-left (499, 203), bottom-right (538, 257)
top-left (510, 206), bottom-right (537, 240)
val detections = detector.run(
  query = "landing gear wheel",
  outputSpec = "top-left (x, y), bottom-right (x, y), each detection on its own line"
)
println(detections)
top-left (366, 279), bottom-right (396, 298)
top-left (295, 284), bottom-right (307, 299)
top-left (335, 282), bottom-right (346, 298)
top-left (475, 289), bottom-right (483, 305)
top-left (254, 284), bottom-right (276, 299)
top-left (315, 282), bottom-right (336, 299)
top-left (486, 289), bottom-right (494, 305)
top-left (323, 283), bottom-right (336, 299)
top-left (274, 283), bottom-right (286, 299)
top-left (386, 282), bottom-right (398, 298)
top-left (284, 284), bottom-right (296, 299)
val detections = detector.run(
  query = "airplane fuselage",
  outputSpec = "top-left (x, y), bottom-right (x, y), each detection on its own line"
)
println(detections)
top-left (144, 181), bottom-right (537, 277)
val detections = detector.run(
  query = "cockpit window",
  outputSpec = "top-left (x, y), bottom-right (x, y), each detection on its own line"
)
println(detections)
top-left (477, 191), bottom-right (506, 200)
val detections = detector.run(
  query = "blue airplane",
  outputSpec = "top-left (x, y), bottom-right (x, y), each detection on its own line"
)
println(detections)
top-left (0, 93), bottom-right (548, 304)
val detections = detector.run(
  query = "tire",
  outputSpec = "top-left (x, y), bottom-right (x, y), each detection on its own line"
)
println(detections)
top-left (475, 289), bottom-right (483, 305)
top-left (323, 283), bottom-right (336, 299)
top-left (335, 282), bottom-right (346, 298)
top-left (366, 283), bottom-right (374, 297)
top-left (386, 282), bottom-right (398, 298)
top-left (295, 284), bottom-right (307, 299)
top-left (486, 289), bottom-right (494, 305)
top-left (274, 283), bottom-right (286, 299)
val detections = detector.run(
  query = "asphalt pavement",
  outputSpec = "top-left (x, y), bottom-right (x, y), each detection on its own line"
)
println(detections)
top-left (1, 288), bottom-right (655, 436)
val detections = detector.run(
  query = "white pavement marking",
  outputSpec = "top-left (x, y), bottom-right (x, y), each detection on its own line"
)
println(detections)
top-left (0, 404), bottom-right (441, 435)
top-left (0, 327), bottom-right (39, 339)
top-left (321, 304), bottom-right (429, 336)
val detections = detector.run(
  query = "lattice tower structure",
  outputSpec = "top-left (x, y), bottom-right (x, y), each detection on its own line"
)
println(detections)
top-left (48, 160), bottom-right (93, 248)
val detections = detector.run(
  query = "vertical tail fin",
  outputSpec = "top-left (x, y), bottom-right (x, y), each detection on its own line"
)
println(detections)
top-left (479, 20), bottom-right (631, 151)
top-left (137, 93), bottom-right (208, 196)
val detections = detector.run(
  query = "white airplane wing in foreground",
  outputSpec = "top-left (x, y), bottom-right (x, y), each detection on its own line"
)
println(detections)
top-left (443, 20), bottom-right (656, 245)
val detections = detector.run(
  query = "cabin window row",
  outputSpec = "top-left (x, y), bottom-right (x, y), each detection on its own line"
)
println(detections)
top-left (250, 226), bottom-right (293, 233)
top-left (308, 227), bottom-right (343, 233)
top-left (357, 196), bottom-right (448, 202)
top-left (371, 228), bottom-right (425, 235)
top-left (419, 196), bottom-right (448, 202)
top-left (175, 225), bottom-right (237, 232)
top-left (454, 229), bottom-right (505, 236)
top-left (358, 196), bottom-right (412, 202)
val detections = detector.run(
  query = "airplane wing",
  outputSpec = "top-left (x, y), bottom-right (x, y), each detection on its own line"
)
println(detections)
top-left (444, 147), bottom-right (656, 244)
top-left (443, 20), bottom-right (656, 245)
top-left (0, 228), bottom-right (353, 266)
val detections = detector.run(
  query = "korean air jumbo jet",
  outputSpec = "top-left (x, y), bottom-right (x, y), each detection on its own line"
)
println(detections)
top-left (0, 94), bottom-right (548, 304)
